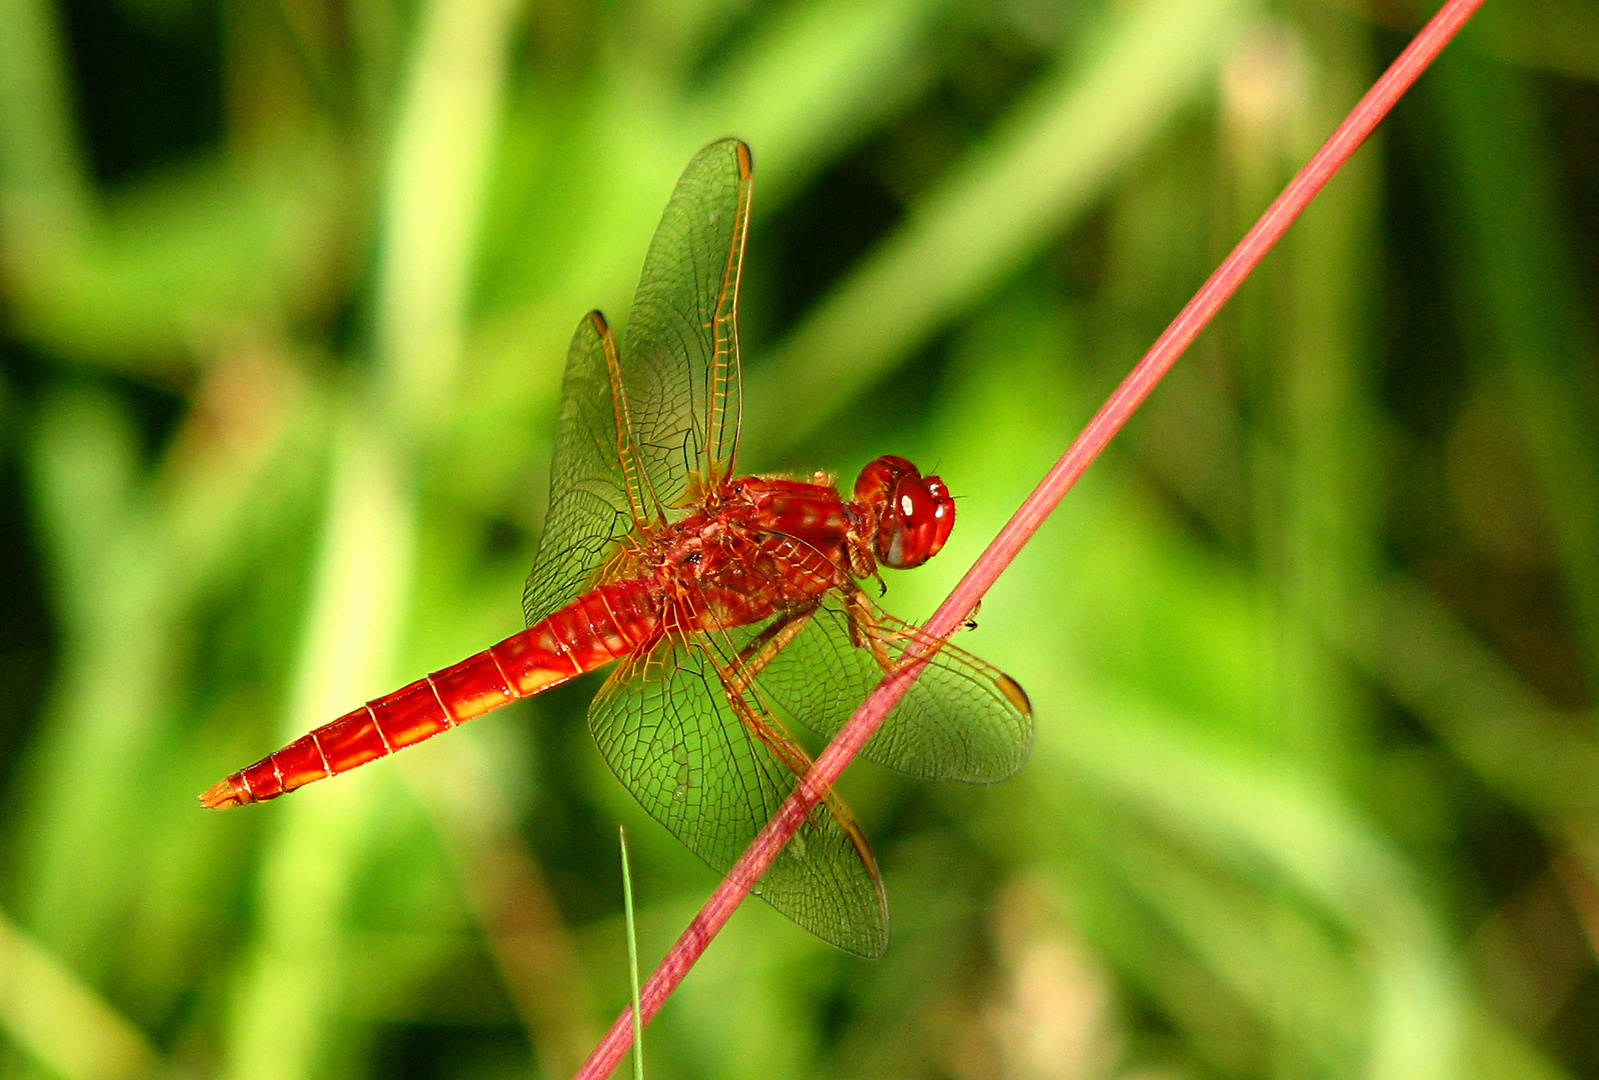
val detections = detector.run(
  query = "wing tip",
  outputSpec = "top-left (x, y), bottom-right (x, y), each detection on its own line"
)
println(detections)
top-left (836, 887), bottom-right (891, 959)
top-left (996, 672), bottom-right (1032, 717)
top-left (700, 137), bottom-right (753, 181)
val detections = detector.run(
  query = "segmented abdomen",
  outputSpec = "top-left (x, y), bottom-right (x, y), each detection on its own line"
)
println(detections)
top-left (201, 580), bottom-right (662, 808)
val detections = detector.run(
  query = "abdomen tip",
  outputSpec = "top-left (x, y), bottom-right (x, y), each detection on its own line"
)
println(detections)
top-left (199, 778), bottom-right (247, 810)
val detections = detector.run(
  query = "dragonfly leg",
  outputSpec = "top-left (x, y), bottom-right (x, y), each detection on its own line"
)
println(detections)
top-left (711, 611), bottom-right (879, 877)
top-left (840, 588), bottom-right (918, 674)
top-left (712, 610), bottom-right (818, 779)
top-left (723, 607), bottom-right (816, 693)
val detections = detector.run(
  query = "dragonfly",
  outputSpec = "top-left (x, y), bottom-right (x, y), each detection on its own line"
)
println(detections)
top-left (201, 139), bottom-right (1032, 958)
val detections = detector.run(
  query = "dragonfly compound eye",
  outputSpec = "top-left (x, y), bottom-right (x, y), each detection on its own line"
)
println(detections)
top-left (853, 455), bottom-right (956, 570)
top-left (878, 472), bottom-right (955, 570)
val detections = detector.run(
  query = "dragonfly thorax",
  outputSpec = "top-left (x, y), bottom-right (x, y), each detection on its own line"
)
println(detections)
top-left (633, 457), bottom-right (955, 628)
top-left (633, 476), bottom-right (857, 623)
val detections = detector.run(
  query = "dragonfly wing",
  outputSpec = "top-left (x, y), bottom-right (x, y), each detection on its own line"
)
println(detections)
top-left (755, 592), bottom-right (1034, 783)
top-left (590, 634), bottom-right (889, 958)
top-left (621, 138), bottom-right (751, 506)
top-left (523, 312), bottom-right (652, 626)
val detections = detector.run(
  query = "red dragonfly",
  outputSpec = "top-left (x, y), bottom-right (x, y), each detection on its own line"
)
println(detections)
top-left (202, 139), bottom-right (1031, 957)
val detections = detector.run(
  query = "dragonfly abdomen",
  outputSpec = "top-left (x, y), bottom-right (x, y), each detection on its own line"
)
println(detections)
top-left (200, 580), bottom-right (664, 809)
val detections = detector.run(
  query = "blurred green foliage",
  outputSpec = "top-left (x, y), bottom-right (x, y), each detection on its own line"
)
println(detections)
top-left (0, 0), bottom-right (1597, 1077)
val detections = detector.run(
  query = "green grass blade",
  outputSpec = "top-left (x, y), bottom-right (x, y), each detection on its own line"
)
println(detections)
top-left (619, 827), bottom-right (643, 1080)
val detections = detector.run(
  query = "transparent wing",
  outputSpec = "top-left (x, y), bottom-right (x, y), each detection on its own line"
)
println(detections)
top-left (523, 312), bottom-right (652, 626)
top-left (754, 591), bottom-right (1034, 783)
top-left (621, 138), bottom-right (752, 507)
top-left (589, 634), bottom-right (889, 958)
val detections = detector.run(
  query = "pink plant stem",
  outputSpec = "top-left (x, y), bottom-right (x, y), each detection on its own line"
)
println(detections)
top-left (573, 0), bottom-right (1483, 1074)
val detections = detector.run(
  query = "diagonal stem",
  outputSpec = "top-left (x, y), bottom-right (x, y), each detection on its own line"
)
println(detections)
top-left (573, 0), bottom-right (1485, 1074)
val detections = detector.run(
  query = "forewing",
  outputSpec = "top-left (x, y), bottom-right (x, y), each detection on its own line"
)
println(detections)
top-left (589, 636), bottom-right (889, 958)
top-left (523, 312), bottom-right (652, 626)
top-left (756, 592), bottom-right (1034, 783)
top-left (621, 138), bottom-right (751, 506)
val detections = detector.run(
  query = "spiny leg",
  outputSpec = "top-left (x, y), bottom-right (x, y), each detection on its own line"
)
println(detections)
top-left (723, 607), bottom-right (817, 698)
top-left (710, 610), bottom-right (879, 875)
top-left (713, 609), bottom-right (820, 780)
top-left (840, 588), bottom-right (926, 676)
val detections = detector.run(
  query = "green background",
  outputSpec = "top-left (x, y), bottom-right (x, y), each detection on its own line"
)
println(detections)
top-left (1, 0), bottom-right (1597, 1076)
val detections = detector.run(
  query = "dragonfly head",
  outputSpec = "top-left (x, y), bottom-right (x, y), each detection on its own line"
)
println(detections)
top-left (852, 455), bottom-right (955, 570)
